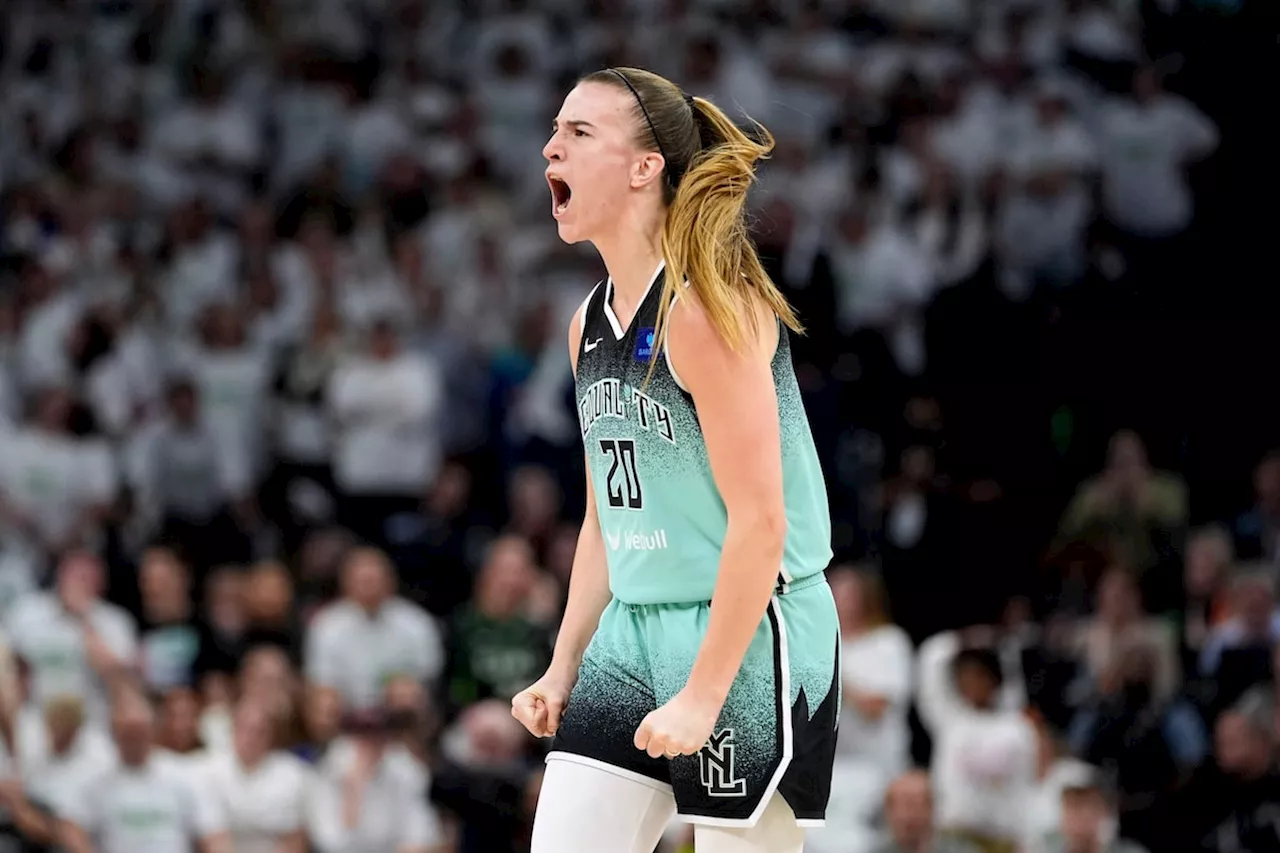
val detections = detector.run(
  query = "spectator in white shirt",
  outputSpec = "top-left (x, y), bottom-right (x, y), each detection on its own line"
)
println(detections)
top-left (0, 694), bottom-right (116, 848)
top-left (180, 302), bottom-right (274, 501)
top-left (147, 66), bottom-right (262, 217)
top-left (903, 163), bottom-right (990, 290)
top-left (16, 262), bottom-right (82, 391)
top-left (305, 707), bottom-right (443, 853)
top-left (997, 82), bottom-right (1099, 295)
top-left (328, 319), bottom-right (441, 547)
top-left (4, 551), bottom-right (137, 723)
top-left (828, 204), bottom-right (936, 376)
top-left (821, 566), bottom-right (915, 846)
top-left (200, 698), bottom-right (310, 853)
top-left (58, 687), bottom-right (230, 853)
top-left (1095, 67), bottom-right (1218, 241)
top-left (0, 386), bottom-right (117, 559)
top-left (305, 547), bottom-right (444, 710)
top-left (158, 200), bottom-right (240, 334)
top-left (917, 633), bottom-right (1038, 852)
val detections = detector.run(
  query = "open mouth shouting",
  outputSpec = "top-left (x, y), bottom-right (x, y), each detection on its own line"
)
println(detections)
top-left (548, 174), bottom-right (572, 218)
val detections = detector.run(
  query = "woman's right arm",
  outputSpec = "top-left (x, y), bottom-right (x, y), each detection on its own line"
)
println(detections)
top-left (548, 305), bottom-right (612, 676)
top-left (549, 465), bottom-right (610, 676)
top-left (511, 304), bottom-right (612, 737)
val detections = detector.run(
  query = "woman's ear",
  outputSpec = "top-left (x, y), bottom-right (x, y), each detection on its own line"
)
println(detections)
top-left (630, 152), bottom-right (667, 190)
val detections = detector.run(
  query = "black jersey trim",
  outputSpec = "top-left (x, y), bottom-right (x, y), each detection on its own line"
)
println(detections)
top-left (602, 260), bottom-right (666, 341)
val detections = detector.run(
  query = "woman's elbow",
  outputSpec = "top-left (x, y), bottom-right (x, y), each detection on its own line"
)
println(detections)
top-left (736, 505), bottom-right (787, 551)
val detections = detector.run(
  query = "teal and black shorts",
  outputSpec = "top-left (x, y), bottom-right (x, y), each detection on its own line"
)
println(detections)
top-left (547, 573), bottom-right (840, 828)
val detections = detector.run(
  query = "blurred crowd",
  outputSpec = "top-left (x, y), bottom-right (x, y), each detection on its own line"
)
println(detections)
top-left (0, 0), bottom-right (1274, 851)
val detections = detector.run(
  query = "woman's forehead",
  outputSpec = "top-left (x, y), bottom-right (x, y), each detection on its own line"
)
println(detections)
top-left (557, 82), bottom-right (635, 133)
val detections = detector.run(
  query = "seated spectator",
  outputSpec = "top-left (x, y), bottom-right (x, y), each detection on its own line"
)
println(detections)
top-left (295, 684), bottom-right (343, 765)
top-left (384, 675), bottom-right (436, 772)
top-left (918, 633), bottom-right (1038, 853)
top-left (1026, 726), bottom-right (1097, 848)
top-left (241, 560), bottom-right (302, 661)
top-left (201, 567), bottom-right (249, 675)
top-left (432, 699), bottom-right (536, 853)
top-left (1066, 638), bottom-right (1206, 848)
top-left (0, 385), bottom-right (117, 562)
top-left (4, 551), bottom-right (137, 723)
top-left (305, 706), bottom-right (443, 853)
top-left (1175, 525), bottom-right (1235, 673)
top-left (445, 535), bottom-right (552, 712)
top-left (829, 565), bottom-right (914, 833)
top-left (57, 687), bottom-right (229, 853)
top-left (204, 643), bottom-right (307, 757)
top-left (1234, 645), bottom-right (1280, 732)
top-left (1036, 763), bottom-right (1150, 853)
top-left (0, 693), bottom-right (117, 848)
top-left (1198, 567), bottom-right (1280, 705)
top-left (264, 297), bottom-right (346, 553)
top-left (156, 686), bottom-right (206, 762)
top-left (127, 378), bottom-right (254, 572)
top-left (505, 466), bottom-right (562, 561)
top-left (136, 548), bottom-right (222, 692)
top-left (200, 697), bottom-right (310, 853)
top-left (1054, 430), bottom-right (1187, 581)
top-left (176, 302), bottom-right (273, 505)
top-left (328, 318), bottom-right (442, 549)
top-left (1096, 66), bottom-right (1219, 245)
top-left (1233, 451), bottom-right (1280, 564)
top-left (1175, 694), bottom-right (1280, 853)
top-left (872, 770), bottom-right (981, 853)
top-left (1072, 567), bottom-right (1179, 708)
top-left (304, 547), bottom-right (444, 710)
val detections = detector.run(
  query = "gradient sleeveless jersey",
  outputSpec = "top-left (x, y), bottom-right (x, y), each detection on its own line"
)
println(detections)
top-left (575, 264), bottom-right (832, 605)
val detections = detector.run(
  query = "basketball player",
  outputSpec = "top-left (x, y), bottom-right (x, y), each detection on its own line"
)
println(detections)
top-left (510, 67), bottom-right (839, 853)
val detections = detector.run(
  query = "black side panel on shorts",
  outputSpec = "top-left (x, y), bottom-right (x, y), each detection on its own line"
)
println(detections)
top-left (778, 636), bottom-right (841, 821)
top-left (668, 605), bottom-right (789, 824)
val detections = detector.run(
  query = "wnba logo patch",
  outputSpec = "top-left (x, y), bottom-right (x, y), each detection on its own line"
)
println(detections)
top-left (634, 328), bottom-right (656, 362)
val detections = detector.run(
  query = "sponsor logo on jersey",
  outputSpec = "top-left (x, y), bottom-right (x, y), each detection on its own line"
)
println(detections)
top-left (634, 327), bottom-right (656, 362)
top-left (578, 378), bottom-right (627, 437)
top-left (700, 729), bottom-right (747, 797)
top-left (604, 529), bottom-right (669, 552)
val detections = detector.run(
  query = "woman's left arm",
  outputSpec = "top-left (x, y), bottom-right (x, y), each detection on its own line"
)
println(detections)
top-left (633, 296), bottom-right (787, 759)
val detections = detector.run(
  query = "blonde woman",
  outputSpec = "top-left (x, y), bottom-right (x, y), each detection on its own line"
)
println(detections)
top-left (511, 67), bottom-right (837, 853)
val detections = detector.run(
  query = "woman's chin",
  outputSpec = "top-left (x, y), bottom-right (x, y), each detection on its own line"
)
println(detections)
top-left (554, 218), bottom-right (588, 244)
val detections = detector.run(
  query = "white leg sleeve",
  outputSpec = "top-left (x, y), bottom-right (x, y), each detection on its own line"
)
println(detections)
top-left (531, 759), bottom-right (677, 853)
top-left (693, 793), bottom-right (806, 853)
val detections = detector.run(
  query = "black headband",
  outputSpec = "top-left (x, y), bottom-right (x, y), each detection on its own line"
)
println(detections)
top-left (607, 68), bottom-right (695, 187)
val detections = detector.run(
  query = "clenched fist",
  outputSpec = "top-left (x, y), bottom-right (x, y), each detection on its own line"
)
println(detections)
top-left (633, 688), bottom-right (722, 759)
top-left (511, 667), bottom-right (578, 738)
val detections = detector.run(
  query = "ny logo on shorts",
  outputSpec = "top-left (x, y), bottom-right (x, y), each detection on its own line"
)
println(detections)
top-left (699, 729), bottom-right (747, 797)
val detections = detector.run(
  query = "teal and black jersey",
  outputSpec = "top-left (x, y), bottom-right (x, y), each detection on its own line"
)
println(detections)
top-left (574, 262), bottom-right (833, 606)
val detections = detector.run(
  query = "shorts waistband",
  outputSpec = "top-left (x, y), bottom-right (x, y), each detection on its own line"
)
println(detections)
top-left (616, 571), bottom-right (827, 610)
top-left (775, 571), bottom-right (828, 595)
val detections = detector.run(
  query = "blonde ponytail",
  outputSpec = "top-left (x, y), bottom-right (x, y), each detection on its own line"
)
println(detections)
top-left (579, 68), bottom-right (802, 375)
top-left (656, 100), bottom-right (801, 364)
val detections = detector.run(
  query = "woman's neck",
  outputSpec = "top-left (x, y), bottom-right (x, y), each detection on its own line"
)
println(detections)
top-left (595, 213), bottom-right (664, 313)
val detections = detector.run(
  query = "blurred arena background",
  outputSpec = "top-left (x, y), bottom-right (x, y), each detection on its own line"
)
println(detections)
top-left (0, 0), bottom-right (1277, 851)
